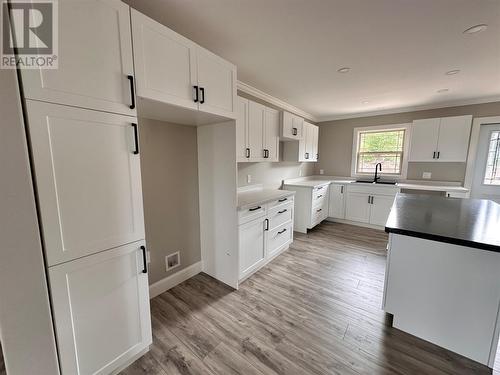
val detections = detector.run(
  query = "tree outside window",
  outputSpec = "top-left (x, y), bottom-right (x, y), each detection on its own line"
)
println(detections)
top-left (356, 129), bottom-right (406, 175)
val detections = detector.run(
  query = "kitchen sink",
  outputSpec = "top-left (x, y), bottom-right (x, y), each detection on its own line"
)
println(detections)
top-left (355, 179), bottom-right (397, 185)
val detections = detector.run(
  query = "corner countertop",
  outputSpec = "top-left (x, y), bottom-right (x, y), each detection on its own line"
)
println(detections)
top-left (237, 186), bottom-right (295, 210)
top-left (282, 176), bottom-right (469, 193)
top-left (385, 193), bottom-right (500, 252)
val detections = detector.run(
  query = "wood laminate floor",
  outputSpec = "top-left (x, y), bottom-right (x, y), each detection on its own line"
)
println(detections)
top-left (121, 222), bottom-right (499, 375)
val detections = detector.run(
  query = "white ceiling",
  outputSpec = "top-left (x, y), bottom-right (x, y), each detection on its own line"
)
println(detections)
top-left (124, 0), bottom-right (500, 121)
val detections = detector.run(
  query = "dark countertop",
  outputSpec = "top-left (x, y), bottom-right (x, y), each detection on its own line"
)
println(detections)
top-left (385, 193), bottom-right (500, 252)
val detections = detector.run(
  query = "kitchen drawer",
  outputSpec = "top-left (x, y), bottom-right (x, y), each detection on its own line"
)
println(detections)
top-left (268, 202), bottom-right (293, 230)
top-left (312, 191), bottom-right (328, 209)
top-left (313, 184), bottom-right (329, 194)
top-left (311, 205), bottom-right (327, 226)
top-left (267, 195), bottom-right (294, 209)
top-left (238, 204), bottom-right (266, 225)
top-left (267, 222), bottom-right (293, 258)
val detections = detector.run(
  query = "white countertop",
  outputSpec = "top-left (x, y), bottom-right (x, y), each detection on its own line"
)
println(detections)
top-left (237, 186), bottom-right (295, 210)
top-left (282, 176), bottom-right (469, 193)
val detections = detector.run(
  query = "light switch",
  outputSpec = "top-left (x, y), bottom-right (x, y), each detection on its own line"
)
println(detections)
top-left (319, 169), bottom-right (324, 175)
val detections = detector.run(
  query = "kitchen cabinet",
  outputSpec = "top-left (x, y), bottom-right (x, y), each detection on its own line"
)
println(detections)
top-left (236, 97), bottom-right (280, 162)
top-left (345, 192), bottom-right (371, 223)
top-left (238, 195), bottom-right (294, 280)
top-left (282, 122), bottom-right (319, 162)
top-left (345, 184), bottom-right (398, 226)
top-left (409, 115), bottom-right (472, 162)
top-left (281, 111), bottom-right (304, 140)
top-left (49, 241), bottom-right (152, 375)
top-left (132, 9), bottom-right (236, 121)
top-left (283, 183), bottom-right (329, 233)
top-left (26, 100), bottom-right (145, 267)
top-left (19, 0), bottom-right (136, 116)
top-left (328, 184), bottom-right (346, 219)
top-left (369, 194), bottom-right (396, 226)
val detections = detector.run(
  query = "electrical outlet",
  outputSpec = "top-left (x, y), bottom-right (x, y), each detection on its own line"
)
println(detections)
top-left (165, 251), bottom-right (180, 272)
top-left (247, 174), bottom-right (251, 184)
top-left (422, 172), bottom-right (432, 179)
top-left (319, 169), bottom-right (324, 175)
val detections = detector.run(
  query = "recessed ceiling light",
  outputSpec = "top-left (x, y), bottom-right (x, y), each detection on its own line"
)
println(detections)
top-left (437, 88), bottom-right (449, 93)
top-left (445, 69), bottom-right (460, 75)
top-left (337, 67), bottom-right (350, 73)
top-left (463, 24), bottom-right (488, 34)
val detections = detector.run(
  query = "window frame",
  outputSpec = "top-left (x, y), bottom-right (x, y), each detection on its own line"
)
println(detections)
top-left (482, 129), bottom-right (500, 186)
top-left (351, 123), bottom-right (411, 179)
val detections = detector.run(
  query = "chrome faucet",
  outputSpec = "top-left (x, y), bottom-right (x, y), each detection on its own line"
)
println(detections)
top-left (374, 163), bottom-right (382, 183)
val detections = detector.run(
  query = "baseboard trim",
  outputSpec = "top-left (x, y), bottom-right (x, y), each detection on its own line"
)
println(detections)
top-left (149, 261), bottom-right (202, 299)
top-left (325, 217), bottom-right (385, 231)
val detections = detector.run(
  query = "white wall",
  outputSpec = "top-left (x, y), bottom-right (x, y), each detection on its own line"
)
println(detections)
top-left (0, 69), bottom-right (60, 374)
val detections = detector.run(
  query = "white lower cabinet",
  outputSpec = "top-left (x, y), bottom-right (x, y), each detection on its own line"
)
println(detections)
top-left (49, 241), bottom-right (152, 375)
top-left (238, 196), bottom-right (294, 280)
top-left (328, 184), bottom-right (346, 219)
top-left (344, 185), bottom-right (399, 226)
top-left (283, 183), bottom-right (329, 233)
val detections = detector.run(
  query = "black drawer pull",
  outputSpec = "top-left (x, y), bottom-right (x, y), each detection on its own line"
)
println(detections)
top-left (316, 186), bottom-right (324, 190)
top-left (317, 208), bottom-right (322, 212)
top-left (131, 123), bottom-right (139, 154)
top-left (277, 228), bottom-right (287, 235)
top-left (127, 75), bottom-right (136, 109)
top-left (278, 209), bottom-right (288, 214)
top-left (249, 206), bottom-right (261, 212)
top-left (278, 198), bottom-right (288, 202)
top-left (317, 194), bottom-right (323, 198)
top-left (140, 245), bottom-right (147, 274)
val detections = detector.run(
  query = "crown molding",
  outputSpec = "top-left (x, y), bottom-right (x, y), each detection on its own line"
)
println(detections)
top-left (317, 95), bottom-right (500, 122)
top-left (237, 81), bottom-right (317, 122)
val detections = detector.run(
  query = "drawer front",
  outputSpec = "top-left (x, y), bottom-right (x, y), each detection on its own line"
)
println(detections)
top-left (267, 222), bottom-right (293, 258)
top-left (238, 205), bottom-right (266, 225)
top-left (268, 202), bottom-right (293, 230)
top-left (267, 195), bottom-right (294, 209)
top-left (311, 205), bottom-right (327, 226)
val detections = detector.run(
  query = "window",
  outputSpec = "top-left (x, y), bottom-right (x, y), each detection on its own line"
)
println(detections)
top-left (484, 130), bottom-right (500, 185)
top-left (354, 127), bottom-right (407, 176)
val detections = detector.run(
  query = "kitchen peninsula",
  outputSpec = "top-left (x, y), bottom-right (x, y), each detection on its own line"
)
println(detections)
top-left (384, 194), bottom-right (500, 367)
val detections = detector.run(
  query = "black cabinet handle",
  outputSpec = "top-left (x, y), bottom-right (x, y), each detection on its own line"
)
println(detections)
top-left (127, 75), bottom-right (136, 109)
top-left (200, 87), bottom-right (205, 104)
top-left (292, 127), bottom-right (297, 136)
top-left (278, 197), bottom-right (288, 202)
top-left (433, 151), bottom-right (436, 159)
top-left (317, 186), bottom-right (324, 190)
top-left (277, 228), bottom-right (287, 235)
top-left (249, 206), bottom-right (261, 212)
top-left (340, 186), bottom-right (344, 194)
top-left (305, 152), bottom-right (309, 159)
top-left (368, 195), bottom-right (371, 204)
top-left (317, 208), bottom-right (322, 212)
top-left (265, 219), bottom-right (269, 231)
top-left (263, 149), bottom-right (269, 158)
top-left (246, 148), bottom-right (250, 158)
top-left (140, 245), bottom-right (147, 274)
top-left (278, 209), bottom-right (288, 214)
top-left (193, 85), bottom-right (199, 103)
top-left (317, 194), bottom-right (323, 198)
top-left (131, 123), bottom-right (139, 154)
top-left (437, 151), bottom-right (440, 159)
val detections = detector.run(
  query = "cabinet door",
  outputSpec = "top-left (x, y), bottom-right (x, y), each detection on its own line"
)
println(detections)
top-left (328, 184), bottom-right (345, 219)
top-left (131, 9), bottom-right (198, 110)
top-left (20, 0), bottom-right (135, 116)
top-left (304, 122), bottom-right (316, 161)
top-left (281, 112), bottom-right (303, 140)
top-left (264, 107), bottom-right (280, 162)
top-left (369, 194), bottom-right (396, 226)
top-left (311, 124), bottom-right (319, 161)
top-left (345, 192), bottom-right (371, 223)
top-left (26, 101), bottom-right (145, 266)
top-left (409, 118), bottom-right (440, 162)
top-left (49, 241), bottom-right (152, 375)
top-left (293, 116), bottom-right (305, 139)
top-left (248, 101), bottom-right (265, 161)
top-left (436, 115), bottom-right (472, 162)
top-left (236, 97), bottom-right (249, 162)
top-left (239, 218), bottom-right (266, 279)
top-left (197, 47), bottom-right (237, 119)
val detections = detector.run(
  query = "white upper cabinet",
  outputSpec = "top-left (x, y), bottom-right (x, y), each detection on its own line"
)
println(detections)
top-left (236, 96), bottom-right (280, 162)
top-left (281, 111), bottom-right (304, 140)
top-left (131, 9), bottom-right (236, 122)
top-left (49, 241), bottom-right (152, 375)
top-left (131, 9), bottom-right (198, 111)
top-left (283, 122), bottom-right (319, 162)
top-left (236, 97), bottom-right (249, 161)
top-left (20, 0), bottom-right (136, 116)
top-left (197, 48), bottom-right (237, 119)
top-left (409, 115), bottom-right (472, 162)
top-left (263, 107), bottom-right (280, 162)
top-left (436, 115), bottom-right (473, 162)
top-left (26, 100), bottom-right (145, 267)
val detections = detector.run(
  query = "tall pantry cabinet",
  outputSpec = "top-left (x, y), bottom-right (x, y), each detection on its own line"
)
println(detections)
top-left (17, 1), bottom-right (151, 374)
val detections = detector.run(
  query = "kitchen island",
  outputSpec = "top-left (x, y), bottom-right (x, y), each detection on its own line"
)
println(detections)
top-left (383, 193), bottom-right (500, 367)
